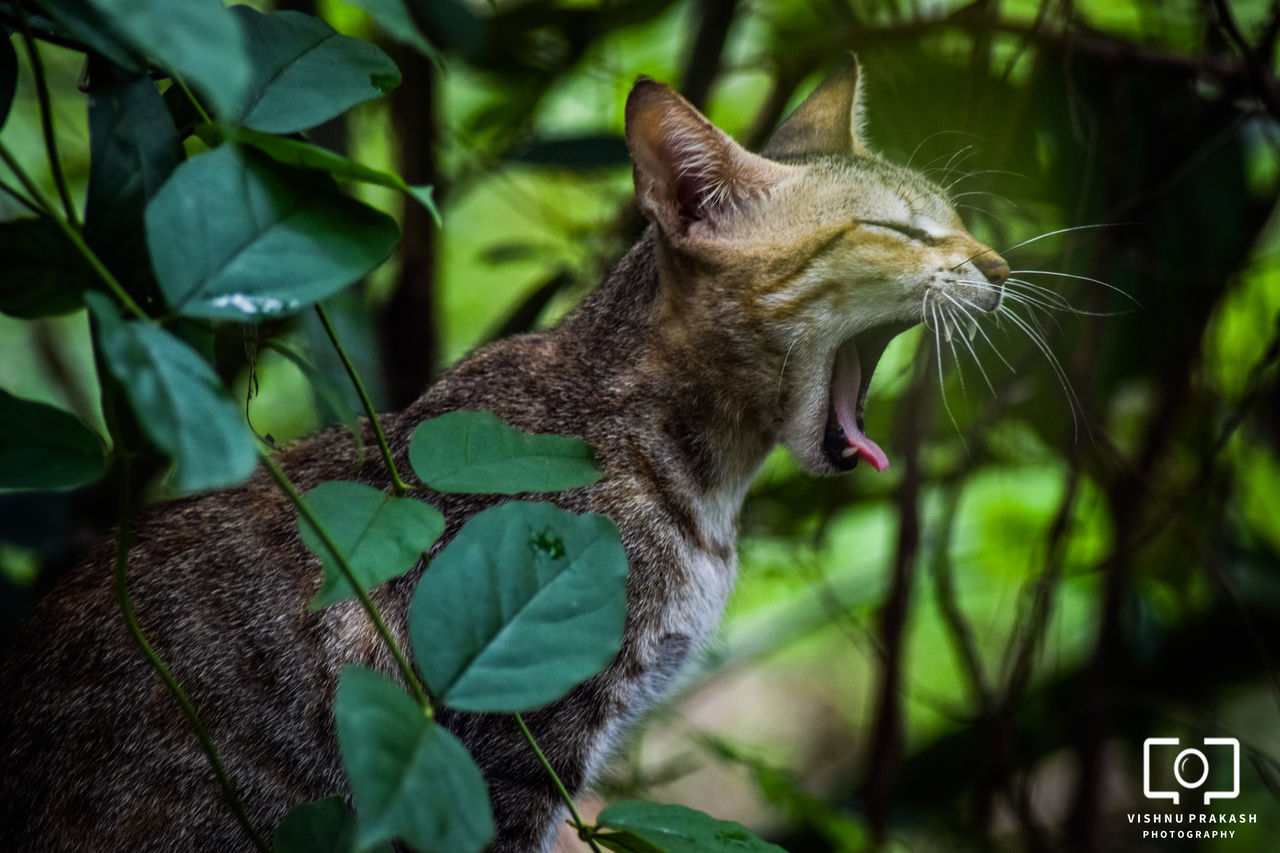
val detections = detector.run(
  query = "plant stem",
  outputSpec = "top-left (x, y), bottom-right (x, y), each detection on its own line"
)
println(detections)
top-left (111, 460), bottom-right (269, 852)
top-left (13, 0), bottom-right (78, 226)
top-left (259, 452), bottom-right (433, 715)
top-left (173, 73), bottom-right (214, 127)
top-left (314, 303), bottom-right (413, 494)
top-left (514, 713), bottom-right (602, 852)
top-left (0, 140), bottom-right (151, 320)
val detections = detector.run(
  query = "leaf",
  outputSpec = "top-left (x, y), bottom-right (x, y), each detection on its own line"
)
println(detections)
top-left (222, 126), bottom-right (440, 223)
top-left (81, 0), bottom-right (250, 117)
top-left (0, 218), bottom-right (94, 318)
top-left (88, 294), bottom-right (258, 492)
top-left (0, 390), bottom-right (105, 492)
top-left (230, 7), bottom-right (401, 134)
top-left (594, 801), bottom-right (787, 853)
top-left (144, 144), bottom-right (399, 320)
top-left (273, 796), bottom-right (393, 853)
top-left (408, 411), bottom-right (604, 494)
top-left (409, 501), bottom-right (627, 712)
top-left (334, 667), bottom-right (494, 853)
top-left (0, 24), bottom-right (15, 130)
top-left (39, 0), bottom-right (146, 72)
top-left (335, 0), bottom-right (435, 58)
top-left (298, 480), bottom-right (444, 610)
top-left (84, 59), bottom-right (183, 299)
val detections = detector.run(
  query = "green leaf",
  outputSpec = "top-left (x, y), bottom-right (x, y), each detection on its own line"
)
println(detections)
top-left (84, 59), bottom-right (183, 297)
top-left (0, 218), bottom-right (94, 318)
top-left (298, 481), bottom-right (444, 610)
top-left (408, 411), bottom-right (604, 494)
top-left (145, 144), bottom-right (399, 320)
top-left (230, 7), bottom-right (400, 134)
top-left (273, 796), bottom-right (394, 853)
top-left (595, 801), bottom-right (787, 853)
top-left (409, 501), bottom-right (627, 712)
top-left (334, 667), bottom-right (494, 853)
top-left (88, 294), bottom-right (258, 492)
top-left (335, 0), bottom-right (435, 58)
top-left (0, 25), bottom-right (15, 130)
top-left (0, 389), bottom-right (105, 492)
top-left (223, 126), bottom-right (440, 223)
top-left (81, 0), bottom-right (250, 117)
top-left (39, 0), bottom-right (146, 72)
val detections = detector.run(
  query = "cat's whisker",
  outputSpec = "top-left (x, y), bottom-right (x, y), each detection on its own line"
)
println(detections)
top-left (928, 299), bottom-right (968, 448)
top-left (993, 303), bottom-right (1083, 440)
top-left (778, 331), bottom-right (803, 393)
top-left (943, 168), bottom-right (1023, 194)
top-left (906, 130), bottom-right (982, 170)
top-left (996, 223), bottom-right (1129, 256)
top-left (937, 292), bottom-right (1000, 395)
top-left (1011, 268), bottom-right (1142, 307)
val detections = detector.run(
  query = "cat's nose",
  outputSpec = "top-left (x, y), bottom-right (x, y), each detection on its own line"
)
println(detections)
top-left (976, 253), bottom-right (1009, 287)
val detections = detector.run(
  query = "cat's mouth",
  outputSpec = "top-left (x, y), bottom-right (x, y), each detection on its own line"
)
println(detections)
top-left (821, 323), bottom-right (911, 472)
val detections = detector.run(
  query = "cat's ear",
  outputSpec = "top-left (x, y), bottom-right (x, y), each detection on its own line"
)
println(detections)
top-left (763, 53), bottom-right (868, 159)
top-left (625, 78), bottom-right (791, 238)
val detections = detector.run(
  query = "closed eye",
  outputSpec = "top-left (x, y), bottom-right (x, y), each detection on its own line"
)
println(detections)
top-left (856, 219), bottom-right (934, 244)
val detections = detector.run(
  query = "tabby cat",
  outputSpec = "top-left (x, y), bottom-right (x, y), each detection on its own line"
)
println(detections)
top-left (0, 55), bottom-right (1008, 851)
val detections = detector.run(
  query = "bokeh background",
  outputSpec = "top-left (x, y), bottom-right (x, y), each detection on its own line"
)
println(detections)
top-left (3, 0), bottom-right (1279, 850)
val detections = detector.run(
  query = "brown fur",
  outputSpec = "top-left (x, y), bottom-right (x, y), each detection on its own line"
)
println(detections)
top-left (0, 57), bottom-right (1008, 852)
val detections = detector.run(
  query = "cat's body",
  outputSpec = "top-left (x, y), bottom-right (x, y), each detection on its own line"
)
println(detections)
top-left (0, 57), bottom-right (1008, 851)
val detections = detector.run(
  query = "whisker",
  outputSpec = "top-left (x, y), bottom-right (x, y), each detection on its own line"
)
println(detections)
top-left (995, 304), bottom-right (1083, 440)
top-left (938, 292), bottom-right (998, 396)
top-left (1011, 268), bottom-right (1142, 307)
top-left (928, 298), bottom-right (967, 449)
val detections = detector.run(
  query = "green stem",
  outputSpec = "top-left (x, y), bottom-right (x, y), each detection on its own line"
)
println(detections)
top-left (514, 713), bottom-right (603, 852)
top-left (13, 0), bottom-right (77, 226)
top-left (174, 73), bottom-right (214, 127)
top-left (112, 460), bottom-right (269, 852)
top-left (259, 452), bottom-right (433, 715)
top-left (0, 140), bottom-right (150, 320)
top-left (314, 304), bottom-right (413, 494)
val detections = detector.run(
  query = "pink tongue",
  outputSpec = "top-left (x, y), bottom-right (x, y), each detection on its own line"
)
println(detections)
top-left (833, 342), bottom-right (890, 473)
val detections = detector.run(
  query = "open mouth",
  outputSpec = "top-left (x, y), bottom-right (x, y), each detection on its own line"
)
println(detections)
top-left (822, 323), bottom-right (911, 472)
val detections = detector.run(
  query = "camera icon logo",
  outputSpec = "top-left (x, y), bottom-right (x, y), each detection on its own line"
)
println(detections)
top-left (1143, 737), bottom-right (1240, 805)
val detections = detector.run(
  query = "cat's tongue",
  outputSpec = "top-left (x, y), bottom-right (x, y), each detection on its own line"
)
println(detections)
top-left (833, 341), bottom-right (890, 473)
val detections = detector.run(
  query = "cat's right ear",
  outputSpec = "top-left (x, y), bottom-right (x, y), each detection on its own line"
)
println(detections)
top-left (762, 52), bottom-right (868, 159)
top-left (625, 78), bottom-right (791, 240)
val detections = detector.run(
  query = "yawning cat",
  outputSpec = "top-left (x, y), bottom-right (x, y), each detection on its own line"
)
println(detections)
top-left (0, 55), bottom-right (1008, 852)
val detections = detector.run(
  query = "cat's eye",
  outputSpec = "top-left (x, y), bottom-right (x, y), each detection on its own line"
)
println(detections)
top-left (856, 219), bottom-right (934, 244)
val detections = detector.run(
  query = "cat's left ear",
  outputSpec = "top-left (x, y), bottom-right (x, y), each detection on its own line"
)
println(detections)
top-left (763, 52), bottom-right (868, 159)
top-left (625, 78), bottom-right (791, 239)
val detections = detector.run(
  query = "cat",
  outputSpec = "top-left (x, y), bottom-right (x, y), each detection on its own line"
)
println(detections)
top-left (0, 54), bottom-right (1008, 852)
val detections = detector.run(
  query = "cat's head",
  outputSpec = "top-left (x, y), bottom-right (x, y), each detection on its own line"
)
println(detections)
top-left (624, 54), bottom-right (1008, 476)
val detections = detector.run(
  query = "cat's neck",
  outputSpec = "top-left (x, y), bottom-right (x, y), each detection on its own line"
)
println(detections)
top-left (559, 228), bottom-right (782, 503)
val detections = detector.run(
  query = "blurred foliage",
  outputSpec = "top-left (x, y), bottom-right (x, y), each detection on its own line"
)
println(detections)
top-left (3, 0), bottom-right (1280, 850)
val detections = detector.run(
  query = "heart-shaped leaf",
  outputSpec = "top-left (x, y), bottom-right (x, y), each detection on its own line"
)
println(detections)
top-left (230, 7), bottom-right (400, 134)
top-left (80, 0), bottom-right (250, 117)
top-left (408, 410), bottom-right (603, 495)
top-left (0, 390), bottom-right (106, 492)
top-left (145, 144), bottom-right (399, 320)
top-left (0, 218), bottom-right (94, 318)
top-left (334, 667), bottom-right (494, 853)
top-left (273, 796), bottom-right (393, 853)
top-left (298, 480), bottom-right (444, 610)
top-left (409, 501), bottom-right (627, 712)
top-left (594, 801), bottom-right (786, 853)
top-left (88, 294), bottom-right (258, 492)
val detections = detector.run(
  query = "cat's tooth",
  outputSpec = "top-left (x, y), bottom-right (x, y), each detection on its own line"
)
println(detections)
top-left (841, 447), bottom-right (857, 459)
top-left (966, 318), bottom-right (978, 341)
